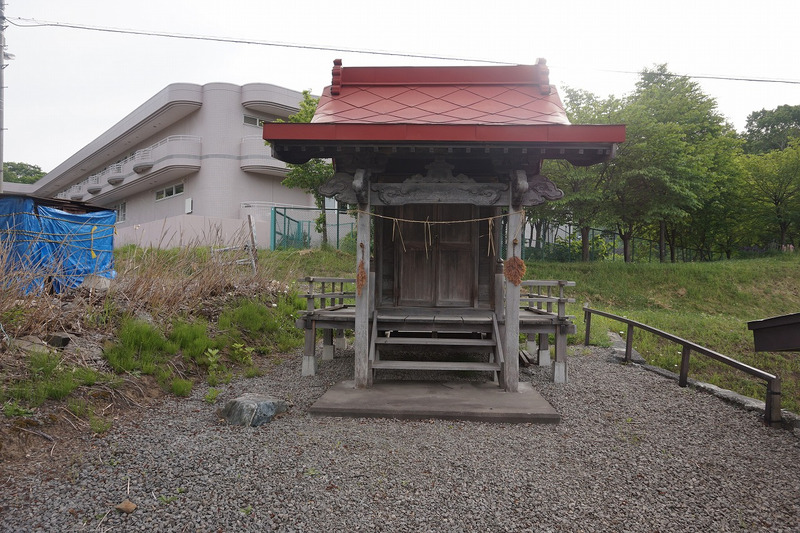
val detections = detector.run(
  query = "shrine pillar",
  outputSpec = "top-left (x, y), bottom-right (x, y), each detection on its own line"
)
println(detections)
top-left (353, 169), bottom-right (372, 388)
top-left (502, 204), bottom-right (522, 392)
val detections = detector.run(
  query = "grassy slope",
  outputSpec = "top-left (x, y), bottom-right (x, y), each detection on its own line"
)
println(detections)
top-left (530, 255), bottom-right (800, 413)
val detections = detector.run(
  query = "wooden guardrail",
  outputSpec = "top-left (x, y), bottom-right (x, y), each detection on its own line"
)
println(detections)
top-left (583, 306), bottom-right (782, 426)
top-left (520, 280), bottom-right (575, 320)
top-left (301, 276), bottom-right (356, 309)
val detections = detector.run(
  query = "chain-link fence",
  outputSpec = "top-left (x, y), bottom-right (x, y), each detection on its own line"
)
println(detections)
top-left (240, 203), bottom-right (356, 251)
top-left (522, 222), bottom-right (718, 262)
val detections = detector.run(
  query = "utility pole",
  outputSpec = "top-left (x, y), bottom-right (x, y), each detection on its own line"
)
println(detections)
top-left (0, 0), bottom-right (6, 193)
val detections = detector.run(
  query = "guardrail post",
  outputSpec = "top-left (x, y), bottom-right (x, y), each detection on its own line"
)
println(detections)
top-left (678, 344), bottom-right (691, 387)
top-left (302, 278), bottom-right (317, 376)
top-left (583, 305), bottom-right (592, 346)
top-left (765, 377), bottom-right (782, 427)
top-left (625, 323), bottom-right (635, 362)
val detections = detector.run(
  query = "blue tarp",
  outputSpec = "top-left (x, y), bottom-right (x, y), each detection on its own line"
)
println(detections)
top-left (0, 196), bottom-right (116, 293)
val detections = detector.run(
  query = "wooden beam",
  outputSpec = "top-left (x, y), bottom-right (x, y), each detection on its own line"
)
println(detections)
top-left (503, 205), bottom-right (522, 392)
top-left (354, 170), bottom-right (371, 388)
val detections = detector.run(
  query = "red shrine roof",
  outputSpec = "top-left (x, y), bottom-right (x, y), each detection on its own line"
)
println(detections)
top-left (312, 60), bottom-right (570, 126)
top-left (263, 60), bottom-right (624, 164)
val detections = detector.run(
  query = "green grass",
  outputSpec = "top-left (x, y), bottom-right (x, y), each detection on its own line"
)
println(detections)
top-left (217, 294), bottom-right (306, 353)
top-left (529, 255), bottom-right (800, 413)
top-left (258, 248), bottom-right (356, 284)
top-left (170, 378), bottom-right (193, 397)
top-left (169, 318), bottom-right (221, 362)
top-left (103, 318), bottom-right (178, 374)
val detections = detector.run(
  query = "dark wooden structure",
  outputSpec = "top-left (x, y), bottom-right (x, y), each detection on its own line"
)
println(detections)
top-left (264, 60), bottom-right (624, 391)
top-left (748, 313), bottom-right (800, 352)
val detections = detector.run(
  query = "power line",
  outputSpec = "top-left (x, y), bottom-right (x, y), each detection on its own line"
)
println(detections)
top-left (7, 16), bottom-right (800, 86)
top-left (6, 16), bottom-right (513, 65)
top-left (597, 68), bottom-right (800, 86)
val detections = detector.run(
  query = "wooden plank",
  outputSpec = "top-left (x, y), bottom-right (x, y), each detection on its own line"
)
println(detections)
top-left (520, 280), bottom-right (576, 287)
top-left (374, 337), bottom-right (496, 346)
top-left (302, 292), bottom-right (356, 300)
top-left (520, 297), bottom-right (576, 304)
top-left (371, 360), bottom-right (501, 371)
top-left (380, 325), bottom-right (494, 335)
top-left (302, 277), bottom-right (356, 283)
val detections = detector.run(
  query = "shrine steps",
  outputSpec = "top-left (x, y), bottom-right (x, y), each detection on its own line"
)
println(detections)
top-left (368, 311), bottom-right (504, 376)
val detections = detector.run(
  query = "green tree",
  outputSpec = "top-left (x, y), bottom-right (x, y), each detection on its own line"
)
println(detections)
top-left (743, 104), bottom-right (800, 154)
top-left (3, 162), bottom-right (46, 184)
top-left (741, 138), bottom-right (800, 247)
top-left (683, 136), bottom-right (748, 259)
top-left (545, 87), bottom-right (624, 261)
top-left (600, 65), bottom-right (729, 262)
top-left (278, 90), bottom-right (334, 245)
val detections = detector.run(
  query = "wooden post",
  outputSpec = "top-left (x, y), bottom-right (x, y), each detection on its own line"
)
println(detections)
top-left (334, 277), bottom-right (345, 350)
top-left (765, 377), bottom-right (782, 427)
top-left (302, 283), bottom-right (317, 376)
top-left (503, 207), bottom-right (521, 392)
top-left (495, 271), bottom-right (506, 386)
top-left (625, 323), bottom-right (635, 363)
top-left (334, 329), bottom-right (346, 350)
top-left (584, 306), bottom-right (592, 346)
top-left (247, 214), bottom-right (258, 274)
top-left (354, 193), bottom-right (371, 388)
top-left (553, 324), bottom-right (568, 383)
top-left (322, 328), bottom-right (334, 361)
top-left (678, 344), bottom-right (691, 387)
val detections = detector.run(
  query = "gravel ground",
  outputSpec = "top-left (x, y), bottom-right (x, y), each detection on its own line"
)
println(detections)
top-left (1, 345), bottom-right (799, 532)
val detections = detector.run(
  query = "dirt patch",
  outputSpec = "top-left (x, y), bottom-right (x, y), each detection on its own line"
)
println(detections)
top-left (0, 375), bottom-right (165, 474)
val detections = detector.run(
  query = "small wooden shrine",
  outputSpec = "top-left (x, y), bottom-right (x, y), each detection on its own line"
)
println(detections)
top-left (264, 59), bottom-right (624, 392)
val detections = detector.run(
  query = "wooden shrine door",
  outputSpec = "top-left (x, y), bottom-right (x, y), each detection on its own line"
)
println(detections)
top-left (396, 204), bottom-right (475, 307)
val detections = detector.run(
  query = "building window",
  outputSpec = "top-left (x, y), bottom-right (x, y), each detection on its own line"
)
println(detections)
top-left (244, 114), bottom-right (269, 127)
top-left (115, 202), bottom-right (127, 223)
top-left (155, 183), bottom-right (184, 201)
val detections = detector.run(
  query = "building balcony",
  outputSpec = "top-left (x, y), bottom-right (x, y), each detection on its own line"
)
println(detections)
top-left (86, 175), bottom-right (102, 194)
top-left (133, 148), bottom-right (154, 173)
top-left (106, 164), bottom-right (125, 185)
top-left (142, 135), bottom-right (202, 179)
top-left (68, 183), bottom-right (84, 201)
top-left (240, 136), bottom-right (287, 175)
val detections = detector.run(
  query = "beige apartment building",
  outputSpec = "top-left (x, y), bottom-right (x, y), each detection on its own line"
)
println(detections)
top-left (11, 82), bottom-right (318, 248)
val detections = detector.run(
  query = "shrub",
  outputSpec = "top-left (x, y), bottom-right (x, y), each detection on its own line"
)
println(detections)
top-left (171, 378), bottom-right (193, 397)
top-left (104, 318), bottom-right (177, 374)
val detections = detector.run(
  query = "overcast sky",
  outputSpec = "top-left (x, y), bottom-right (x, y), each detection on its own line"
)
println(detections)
top-left (4, 0), bottom-right (799, 172)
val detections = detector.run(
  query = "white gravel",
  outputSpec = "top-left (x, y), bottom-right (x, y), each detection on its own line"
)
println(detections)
top-left (1, 345), bottom-right (799, 532)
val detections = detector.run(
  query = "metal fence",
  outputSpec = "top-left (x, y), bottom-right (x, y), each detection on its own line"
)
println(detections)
top-left (522, 223), bottom-right (716, 263)
top-left (266, 206), bottom-right (356, 251)
top-left (254, 206), bottom-right (710, 262)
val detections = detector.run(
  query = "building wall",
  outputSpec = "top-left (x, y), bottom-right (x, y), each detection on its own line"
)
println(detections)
top-left (36, 82), bottom-right (316, 249)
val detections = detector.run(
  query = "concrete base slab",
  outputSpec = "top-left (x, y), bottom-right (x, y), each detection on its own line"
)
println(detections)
top-left (310, 380), bottom-right (560, 423)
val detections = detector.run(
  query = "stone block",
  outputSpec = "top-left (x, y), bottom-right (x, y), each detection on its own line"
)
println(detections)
top-left (219, 393), bottom-right (288, 426)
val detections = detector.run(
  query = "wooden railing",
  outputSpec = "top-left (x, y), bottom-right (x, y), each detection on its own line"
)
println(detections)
top-left (301, 276), bottom-right (356, 309)
top-left (520, 280), bottom-right (575, 320)
top-left (583, 306), bottom-right (782, 426)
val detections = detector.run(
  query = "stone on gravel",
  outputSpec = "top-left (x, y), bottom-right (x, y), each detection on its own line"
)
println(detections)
top-left (218, 393), bottom-right (288, 426)
top-left (115, 500), bottom-right (137, 514)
